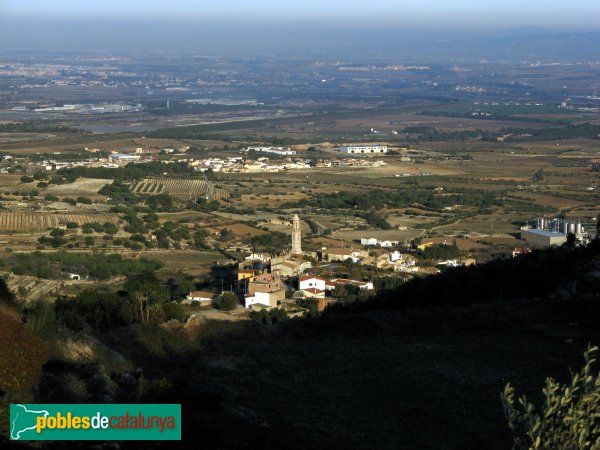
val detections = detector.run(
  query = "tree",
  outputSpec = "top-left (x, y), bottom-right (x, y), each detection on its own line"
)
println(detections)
top-left (124, 272), bottom-right (169, 324)
top-left (215, 292), bottom-right (238, 311)
top-left (565, 232), bottom-right (577, 249)
top-left (501, 345), bottom-right (600, 450)
top-left (219, 228), bottom-right (233, 241)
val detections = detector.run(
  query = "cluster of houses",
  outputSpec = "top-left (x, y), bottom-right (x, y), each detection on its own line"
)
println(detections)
top-left (185, 270), bottom-right (375, 313)
top-left (360, 237), bottom-right (400, 247)
top-left (190, 156), bottom-right (311, 173)
top-left (313, 159), bottom-right (387, 168)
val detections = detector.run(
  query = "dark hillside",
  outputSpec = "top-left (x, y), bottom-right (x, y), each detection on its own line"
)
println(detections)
top-left (100, 241), bottom-right (599, 449)
top-left (6, 241), bottom-right (599, 449)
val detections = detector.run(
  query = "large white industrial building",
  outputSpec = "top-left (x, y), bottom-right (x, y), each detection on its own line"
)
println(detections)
top-left (340, 145), bottom-right (388, 155)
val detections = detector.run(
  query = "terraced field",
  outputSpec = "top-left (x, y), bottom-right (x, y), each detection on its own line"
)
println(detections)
top-left (42, 178), bottom-right (112, 198)
top-left (0, 181), bottom-right (39, 194)
top-left (1, 272), bottom-right (63, 301)
top-left (0, 212), bottom-right (120, 231)
top-left (132, 178), bottom-right (229, 200)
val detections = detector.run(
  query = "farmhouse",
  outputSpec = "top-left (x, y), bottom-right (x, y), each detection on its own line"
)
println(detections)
top-left (340, 145), bottom-right (388, 155)
top-left (185, 291), bottom-right (217, 306)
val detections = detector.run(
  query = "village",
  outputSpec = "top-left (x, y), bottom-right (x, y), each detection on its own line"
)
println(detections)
top-left (182, 214), bottom-right (477, 322)
top-left (1, 145), bottom-right (389, 175)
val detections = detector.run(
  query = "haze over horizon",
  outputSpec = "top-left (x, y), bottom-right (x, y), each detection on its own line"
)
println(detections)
top-left (0, 0), bottom-right (599, 59)
top-left (2, 0), bottom-right (600, 29)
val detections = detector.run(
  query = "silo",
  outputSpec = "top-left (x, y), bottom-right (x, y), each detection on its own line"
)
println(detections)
top-left (575, 222), bottom-right (582, 235)
top-left (567, 222), bottom-right (575, 234)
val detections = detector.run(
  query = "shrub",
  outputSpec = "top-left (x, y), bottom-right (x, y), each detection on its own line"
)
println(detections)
top-left (77, 196), bottom-right (93, 205)
top-left (501, 344), bottom-right (600, 450)
top-left (215, 292), bottom-right (239, 311)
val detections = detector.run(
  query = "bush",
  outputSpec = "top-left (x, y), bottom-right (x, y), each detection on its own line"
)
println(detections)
top-left (215, 292), bottom-right (239, 311)
top-left (77, 196), bottom-right (93, 205)
top-left (162, 302), bottom-right (187, 322)
top-left (50, 228), bottom-right (65, 237)
top-left (501, 344), bottom-right (600, 450)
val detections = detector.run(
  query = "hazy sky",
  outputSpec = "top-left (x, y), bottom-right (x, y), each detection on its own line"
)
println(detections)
top-left (2, 0), bottom-right (599, 28)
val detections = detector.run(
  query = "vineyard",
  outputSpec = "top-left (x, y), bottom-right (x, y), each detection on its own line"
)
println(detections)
top-left (1, 182), bottom-right (39, 194)
top-left (0, 212), bottom-right (120, 231)
top-left (43, 178), bottom-right (112, 197)
top-left (132, 178), bottom-right (229, 200)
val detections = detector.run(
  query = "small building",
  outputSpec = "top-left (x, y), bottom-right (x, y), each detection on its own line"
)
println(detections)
top-left (186, 291), bottom-right (217, 306)
top-left (298, 288), bottom-right (326, 299)
top-left (298, 275), bottom-right (327, 291)
top-left (108, 153), bottom-right (141, 163)
top-left (327, 278), bottom-right (374, 290)
top-left (245, 290), bottom-right (286, 308)
top-left (340, 145), bottom-right (388, 155)
top-left (512, 247), bottom-right (532, 258)
top-left (379, 240), bottom-right (399, 248)
top-left (321, 248), bottom-right (365, 263)
top-left (360, 238), bottom-right (378, 246)
top-left (271, 259), bottom-right (309, 277)
top-left (237, 268), bottom-right (259, 282)
top-left (389, 251), bottom-right (402, 262)
top-left (521, 229), bottom-right (567, 247)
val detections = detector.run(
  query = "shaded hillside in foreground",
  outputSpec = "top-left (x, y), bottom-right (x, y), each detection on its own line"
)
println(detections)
top-left (6, 240), bottom-right (600, 449)
top-left (112, 241), bottom-right (600, 449)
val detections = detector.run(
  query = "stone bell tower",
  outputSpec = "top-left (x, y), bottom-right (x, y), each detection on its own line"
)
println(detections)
top-left (291, 214), bottom-right (302, 255)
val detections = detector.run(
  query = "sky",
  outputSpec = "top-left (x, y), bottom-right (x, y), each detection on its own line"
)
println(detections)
top-left (2, 0), bottom-right (600, 29)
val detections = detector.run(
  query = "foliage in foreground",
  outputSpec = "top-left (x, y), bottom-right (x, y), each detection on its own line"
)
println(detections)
top-left (501, 345), bottom-right (600, 450)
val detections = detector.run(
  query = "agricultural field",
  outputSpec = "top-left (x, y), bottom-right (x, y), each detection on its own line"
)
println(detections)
top-left (132, 177), bottom-right (229, 200)
top-left (1, 272), bottom-right (63, 301)
top-left (143, 249), bottom-right (228, 276)
top-left (0, 212), bottom-right (120, 231)
top-left (42, 178), bottom-right (112, 199)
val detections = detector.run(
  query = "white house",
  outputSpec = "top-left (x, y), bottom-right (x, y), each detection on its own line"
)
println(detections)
top-left (186, 291), bottom-right (217, 306)
top-left (389, 251), bottom-right (402, 262)
top-left (298, 275), bottom-right (326, 291)
top-left (245, 290), bottom-right (285, 308)
top-left (360, 238), bottom-right (378, 246)
top-left (340, 145), bottom-right (388, 155)
top-left (380, 240), bottom-right (399, 248)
